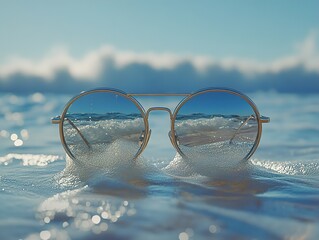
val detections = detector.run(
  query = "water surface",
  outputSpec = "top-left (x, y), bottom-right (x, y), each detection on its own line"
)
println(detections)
top-left (0, 92), bottom-right (319, 240)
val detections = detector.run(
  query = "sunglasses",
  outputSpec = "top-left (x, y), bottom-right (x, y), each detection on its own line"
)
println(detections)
top-left (52, 88), bottom-right (269, 167)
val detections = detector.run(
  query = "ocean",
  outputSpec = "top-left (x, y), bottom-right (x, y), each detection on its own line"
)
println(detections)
top-left (0, 91), bottom-right (319, 240)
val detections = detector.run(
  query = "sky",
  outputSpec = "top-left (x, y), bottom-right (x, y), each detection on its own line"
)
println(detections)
top-left (0, 0), bottom-right (318, 94)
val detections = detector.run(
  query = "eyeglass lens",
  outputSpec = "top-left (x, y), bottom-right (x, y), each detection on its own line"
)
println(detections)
top-left (174, 91), bottom-right (259, 166)
top-left (62, 91), bottom-right (146, 166)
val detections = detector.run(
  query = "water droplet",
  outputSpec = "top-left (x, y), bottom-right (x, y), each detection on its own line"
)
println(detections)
top-left (40, 230), bottom-right (51, 240)
top-left (10, 133), bottom-right (18, 141)
top-left (92, 215), bottom-right (101, 225)
top-left (62, 221), bottom-right (69, 228)
top-left (100, 222), bottom-right (108, 231)
top-left (101, 211), bottom-right (109, 219)
top-left (92, 225), bottom-right (102, 234)
top-left (209, 224), bottom-right (217, 233)
top-left (0, 130), bottom-right (9, 138)
top-left (14, 139), bottom-right (23, 147)
top-left (44, 217), bottom-right (50, 224)
top-left (179, 232), bottom-right (189, 240)
top-left (31, 92), bottom-right (45, 103)
top-left (21, 129), bottom-right (29, 140)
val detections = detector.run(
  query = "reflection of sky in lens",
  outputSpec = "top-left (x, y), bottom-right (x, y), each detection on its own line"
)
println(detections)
top-left (177, 92), bottom-right (254, 116)
top-left (67, 92), bottom-right (142, 115)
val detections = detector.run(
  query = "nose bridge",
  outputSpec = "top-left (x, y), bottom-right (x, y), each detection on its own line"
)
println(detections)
top-left (141, 106), bottom-right (178, 160)
top-left (145, 107), bottom-right (173, 120)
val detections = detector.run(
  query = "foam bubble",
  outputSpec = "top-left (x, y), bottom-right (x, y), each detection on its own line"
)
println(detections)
top-left (64, 118), bottom-right (144, 146)
top-left (0, 153), bottom-right (62, 166)
top-left (250, 158), bottom-right (319, 176)
top-left (67, 139), bottom-right (143, 172)
top-left (163, 152), bottom-right (249, 179)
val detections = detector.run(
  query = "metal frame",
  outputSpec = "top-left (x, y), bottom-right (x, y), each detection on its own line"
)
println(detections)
top-left (52, 87), bottom-right (270, 163)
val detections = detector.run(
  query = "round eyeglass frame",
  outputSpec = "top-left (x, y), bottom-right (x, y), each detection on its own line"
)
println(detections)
top-left (56, 87), bottom-right (265, 164)
top-left (171, 88), bottom-right (263, 163)
top-left (58, 89), bottom-right (149, 163)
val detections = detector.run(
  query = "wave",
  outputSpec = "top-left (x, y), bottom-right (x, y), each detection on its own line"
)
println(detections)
top-left (66, 112), bottom-right (143, 121)
top-left (176, 113), bottom-right (252, 121)
top-left (64, 117), bottom-right (144, 146)
top-left (250, 158), bottom-right (319, 176)
top-left (0, 153), bottom-right (62, 166)
top-left (175, 115), bottom-right (257, 134)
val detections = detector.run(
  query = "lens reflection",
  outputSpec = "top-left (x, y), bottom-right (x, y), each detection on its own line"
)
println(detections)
top-left (62, 91), bottom-right (146, 166)
top-left (174, 91), bottom-right (259, 165)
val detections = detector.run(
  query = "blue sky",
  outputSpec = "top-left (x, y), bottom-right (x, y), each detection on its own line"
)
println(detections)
top-left (1, 0), bottom-right (318, 61)
top-left (0, 0), bottom-right (318, 94)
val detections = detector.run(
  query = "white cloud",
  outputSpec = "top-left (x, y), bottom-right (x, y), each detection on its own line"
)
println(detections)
top-left (0, 32), bottom-right (318, 82)
top-left (217, 31), bottom-right (319, 76)
top-left (0, 47), bottom-right (110, 80)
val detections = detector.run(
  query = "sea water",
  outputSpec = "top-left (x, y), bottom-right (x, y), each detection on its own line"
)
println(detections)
top-left (0, 91), bottom-right (319, 240)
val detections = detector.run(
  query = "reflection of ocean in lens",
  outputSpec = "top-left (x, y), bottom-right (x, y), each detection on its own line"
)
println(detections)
top-left (62, 91), bottom-right (148, 171)
top-left (63, 113), bottom-right (145, 170)
top-left (173, 115), bottom-right (258, 175)
top-left (172, 91), bottom-right (259, 176)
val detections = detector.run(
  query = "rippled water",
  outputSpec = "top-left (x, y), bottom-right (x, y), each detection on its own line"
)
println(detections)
top-left (1, 92), bottom-right (319, 240)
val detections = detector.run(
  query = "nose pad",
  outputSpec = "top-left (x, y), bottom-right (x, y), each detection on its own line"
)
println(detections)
top-left (168, 130), bottom-right (179, 146)
top-left (139, 130), bottom-right (152, 147)
top-left (138, 130), bottom-right (145, 147)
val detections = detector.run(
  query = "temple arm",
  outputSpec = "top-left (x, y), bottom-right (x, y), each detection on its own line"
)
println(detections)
top-left (260, 115), bottom-right (270, 123)
top-left (51, 116), bottom-right (91, 149)
top-left (229, 115), bottom-right (270, 144)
